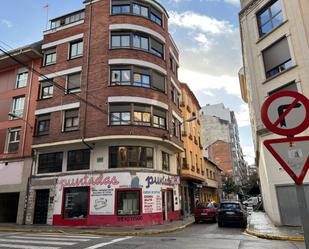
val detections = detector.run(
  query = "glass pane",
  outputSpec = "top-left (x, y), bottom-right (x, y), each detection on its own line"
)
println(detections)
top-left (122, 112), bottom-right (131, 124)
top-left (270, 0), bottom-right (281, 16)
top-left (112, 36), bottom-right (121, 47)
top-left (259, 9), bottom-right (270, 25)
top-left (134, 73), bottom-right (142, 86)
top-left (73, 117), bottom-right (79, 126)
top-left (141, 37), bottom-right (149, 50)
top-left (261, 21), bottom-right (272, 35)
top-left (121, 35), bottom-right (130, 47)
top-left (134, 112), bottom-right (142, 122)
top-left (111, 112), bottom-right (120, 121)
top-left (133, 35), bottom-right (140, 48)
top-left (77, 42), bottom-right (83, 55)
top-left (111, 70), bottom-right (121, 83)
top-left (133, 4), bottom-right (140, 15)
top-left (112, 6), bottom-right (121, 14)
top-left (121, 5), bottom-right (130, 13)
top-left (122, 70), bottom-right (131, 82)
top-left (143, 113), bottom-right (150, 122)
top-left (272, 11), bottom-right (283, 28)
top-left (64, 187), bottom-right (88, 219)
top-left (142, 75), bottom-right (150, 87)
top-left (141, 6), bottom-right (148, 17)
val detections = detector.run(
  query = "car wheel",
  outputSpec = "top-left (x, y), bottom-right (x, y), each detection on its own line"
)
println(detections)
top-left (195, 219), bottom-right (200, 224)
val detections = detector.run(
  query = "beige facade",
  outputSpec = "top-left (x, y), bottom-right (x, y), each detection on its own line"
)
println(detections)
top-left (239, 0), bottom-right (309, 225)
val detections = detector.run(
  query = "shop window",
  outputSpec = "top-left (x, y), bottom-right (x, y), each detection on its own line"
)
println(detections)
top-left (67, 149), bottom-right (90, 171)
top-left (36, 115), bottom-right (50, 136)
top-left (70, 40), bottom-right (83, 59)
top-left (162, 152), bottom-right (170, 171)
top-left (40, 80), bottom-right (54, 99)
top-left (16, 71), bottom-right (28, 88)
top-left (109, 146), bottom-right (153, 168)
top-left (64, 109), bottom-right (79, 131)
top-left (38, 152), bottom-right (63, 174)
top-left (167, 190), bottom-right (174, 212)
top-left (67, 72), bottom-right (81, 93)
top-left (117, 190), bottom-right (141, 216)
top-left (44, 49), bottom-right (56, 66)
top-left (63, 187), bottom-right (89, 219)
top-left (263, 37), bottom-right (292, 79)
top-left (7, 127), bottom-right (21, 153)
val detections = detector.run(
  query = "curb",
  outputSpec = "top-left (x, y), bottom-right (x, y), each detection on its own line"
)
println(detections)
top-left (0, 221), bottom-right (194, 236)
top-left (245, 228), bottom-right (304, 242)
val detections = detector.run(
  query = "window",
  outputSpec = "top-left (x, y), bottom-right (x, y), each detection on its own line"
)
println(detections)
top-left (64, 109), bottom-right (79, 131)
top-left (40, 80), bottom-right (54, 99)
top-left (109, 146), bottom-right (153, 168)
top-left (38, 152), bottom-right (63, 174)
top-left (172, 117), bottom-right (179, 137)
top-left (133, 4), bottom-right (148, 17)
top-left (162, 152), bottom-right (170, 171)
top-left (111, 69), bottom-right (131, 85)
top-left (112, 5), bottom-right (130, 14)
top-left (37, 115), bottom-right (50, 136)
top-left (67, 149), bottom-right (90, 171)
top-left (44, 49), bottom-right (56, 66)
top-left (16, 72), bottom-right (28, 88)
top-left (133, 35), bottom-right (149, 50)
top-left (257, 0), bottom-right (283, 37)
top-left (167, 190), bottom-right (174, 212)
top-left (150, 38), bottom-right (164, 58)
top-left (152, 71), bottom-right (165, 92)
top-left (268, 81), bottom-right (297, 95)
top-left (70, 40), bottom-right (83, 59)
top-left (190, 151), bottom-right (193, 166)
top-left (63, 187), bottom-right (89, 219)
top-left (133, 73), bottom-right (150, 88)
top-left (263, 37), bottom-right (292, 78)
top-left (150, 11), bottom-right (162, 26)
top-left (7, 128), bottom-right (21, 153)
top-left (67, 72), bottom-right (81, 92)
top-left (50, 11), bottom-right (84, 29)
top-left (117, 190), bottom-right (140, 216)
top-left (170, 57), bottom-right (174, 71)
top-left (133, 104), bottom-right (151, 126)
top-left (11, 96), bottom-right (25, 118)
top-left (153, 107), bottom-right (166, 129)
top-left (110, 103), bottom-right (131, 125)
top-left (111, 34), bottom-right (130, 48)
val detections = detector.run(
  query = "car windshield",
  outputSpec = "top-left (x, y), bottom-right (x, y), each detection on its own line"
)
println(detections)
top-left (197, 203), bottom-right (214, 209)
top-left (220, 203), bottom-right (240, 209)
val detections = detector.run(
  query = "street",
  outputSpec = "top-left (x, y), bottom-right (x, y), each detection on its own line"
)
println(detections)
top-left (0, 223), bottom-right (305, 249)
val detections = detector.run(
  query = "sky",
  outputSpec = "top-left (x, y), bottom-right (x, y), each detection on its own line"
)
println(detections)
top-left (0, 0), bottom-right (255, 165)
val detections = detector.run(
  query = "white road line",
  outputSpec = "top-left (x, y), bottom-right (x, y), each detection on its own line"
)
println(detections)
top-left (9, 235), bottom-right (90, 242)
top-left (0, 243), bottom-right (59, 249)
top-left (83, 236), bottom-right (133, 249)
top-left (24, 233), bottom-right (101, 239)
top-left (0, 238), bottom-right (75, 246)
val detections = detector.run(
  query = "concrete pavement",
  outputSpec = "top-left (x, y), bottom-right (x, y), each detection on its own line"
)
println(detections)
top-left (246, 211), bottom-right (304, 241)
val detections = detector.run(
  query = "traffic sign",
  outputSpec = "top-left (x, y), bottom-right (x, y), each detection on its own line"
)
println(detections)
top-left (264, 136), bottom-right (309, 185)
top-left (261, 91), bottom-right (309, 136)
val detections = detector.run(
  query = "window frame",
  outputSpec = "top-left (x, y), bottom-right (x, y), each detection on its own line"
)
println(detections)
top-left (64, 109), bottom-right (79, 132)
top-left (15, 71), bottom-right (28, 89)
top-left (66, 72), bottom-right (82, 93)
top-left (40, 80), bottom-right (54, 100)
top-left (162, 151), bottom-right (170, 171)
top-left (6, 127), bottom-right (21, 154)
top-left (44, 49), bottom-right (57, 66)
top-left (37, 152), bottom-right (63, 174)
top-left (116, 189), bottom-right (142, 216)
top-left (36, 115), bottom-right (50, 136)
top-left (11, 96), bottom-right (25, 119)
top-left (67, 149), bottom-right (91, 171)
top-left (110, 68), bottom-right (131, 86)
top-left (69, 40), bottom-right (84, 59)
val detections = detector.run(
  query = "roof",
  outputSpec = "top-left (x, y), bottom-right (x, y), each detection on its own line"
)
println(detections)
top-left (0, 41), bottom-right (43, 70)
top-left (180, 82), bottom-right (201, 110)
top-left (204, 157), bottom-right (223, 171)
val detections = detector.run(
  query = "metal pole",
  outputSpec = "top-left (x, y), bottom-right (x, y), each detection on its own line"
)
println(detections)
top-left (296, 184), bottom-right (309, 248)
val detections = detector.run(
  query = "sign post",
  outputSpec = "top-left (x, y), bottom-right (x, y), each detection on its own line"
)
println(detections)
top-left (261, 91), bottom-right (309, 248)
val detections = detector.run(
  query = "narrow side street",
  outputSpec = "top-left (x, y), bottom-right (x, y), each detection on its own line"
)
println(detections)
top-left (0, 223), bottom-right (305, 249)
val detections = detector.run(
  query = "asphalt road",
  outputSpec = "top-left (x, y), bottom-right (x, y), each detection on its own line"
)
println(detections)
top-left (0, 223), bottom-right (305, 249)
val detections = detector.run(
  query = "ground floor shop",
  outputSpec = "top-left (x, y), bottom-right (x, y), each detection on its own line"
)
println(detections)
top-left (27, 171), bottom-right (181, 226)
top-left (201, 187), bottom-right (219, 204)
top-left (180, 180), bottom-right (203, 216)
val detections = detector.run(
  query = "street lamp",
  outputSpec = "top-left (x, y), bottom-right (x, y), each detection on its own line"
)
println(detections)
top-left (8, 112), bottom-right (34, 130)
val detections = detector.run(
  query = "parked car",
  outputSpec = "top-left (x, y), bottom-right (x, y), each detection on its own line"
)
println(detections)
top-left (194, 202), bottom-right (218, 223)
top-left (217, 201), bottom-right (247, 228)
top-left (242, 196), bottom-right (259, 207)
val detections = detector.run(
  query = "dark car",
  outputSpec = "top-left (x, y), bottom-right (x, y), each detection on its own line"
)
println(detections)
top-left (217, 201), bottom-right (247, 228)
top-left (194, 202), bottom-right (218, 223)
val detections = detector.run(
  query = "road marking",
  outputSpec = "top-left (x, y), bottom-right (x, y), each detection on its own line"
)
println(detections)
top-left (24, 233), bottom-right (101, 239)
top-left (0, 238), bottom-right (75, 246)
top-left (9, 235), bottom-right (90, 242)
top-left (0, 243), bottom-right (59, 249)
top-left (83, 236), bottom-right (133, 249)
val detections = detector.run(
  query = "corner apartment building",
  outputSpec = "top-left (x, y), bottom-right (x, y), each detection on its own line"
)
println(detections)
top-left (180, 83), bottom-right (204, 216)
top-left (26, 0), bottom-right (183, 227)
top-left (239, 0), bottom-right (309, 225)
top-left (200, 104), bottom-right (247, 185)
top-left (0, 42), bottom-right (42, 224)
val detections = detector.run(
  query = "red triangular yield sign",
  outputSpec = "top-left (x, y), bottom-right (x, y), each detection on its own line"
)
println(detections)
top-left (264, 136), bottom-right (309, 185)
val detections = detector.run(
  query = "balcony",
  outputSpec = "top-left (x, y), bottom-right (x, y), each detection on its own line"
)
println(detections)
top-left (182, 162), bottom-right (189, 169)
top-left (189, 134), bottom-right (193, 140)
top-left (191, 165), bottom-right (195, 172)
top-left (197, 168), bottom-right (200, 174)
top-left (181, 130), bottom-right (188, 137)
top-left (194, 136), bottom-right (198, 145)
top-left (180, 101), bottom-right (185, 107)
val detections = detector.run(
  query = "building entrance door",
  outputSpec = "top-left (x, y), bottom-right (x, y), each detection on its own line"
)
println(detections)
top-left (0, 193), bottom-right (19, 223)
top-left (33, 189), bottom-right (49, 224)
top-left (162, 191), bottom-right (167, 221)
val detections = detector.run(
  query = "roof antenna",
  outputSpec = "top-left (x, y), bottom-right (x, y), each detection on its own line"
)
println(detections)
top-left (43, 4), bottom-right (49, 30)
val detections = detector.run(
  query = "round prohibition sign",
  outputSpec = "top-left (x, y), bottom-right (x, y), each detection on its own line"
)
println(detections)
top-left (261, 91), bottom-right (309, 136)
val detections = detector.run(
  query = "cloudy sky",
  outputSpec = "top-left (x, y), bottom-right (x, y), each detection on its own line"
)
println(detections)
top-left (0, 0), bottom-right (255, 164)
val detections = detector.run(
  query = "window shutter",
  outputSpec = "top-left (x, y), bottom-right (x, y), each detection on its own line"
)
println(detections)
top-left (152, 71), bottom-right (165, 92)
top-left (151, 38), bottom-right (163, 53)
top-left (153, 107), bottom-right (166, 118)
top-left (263, 37), bottom-right (291, 72)
top-left (134, 104), bottom-right (151, 112)
top-left (68, 73), bottom-right (81, 89)
top-left (65, 109), bottom-right (79, 118)
top-left (110, 103), bottom-right (131, 112)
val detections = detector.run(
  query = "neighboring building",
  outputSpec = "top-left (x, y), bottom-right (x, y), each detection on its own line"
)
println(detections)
top-left (247, 164), bottom-right (257, 177)
top-left (25, 0), bottom-right (183, 227)
top-left (239, 0), bottom-right (309, 225)
top-left (179, 83), bottom-right (204, 216)
top-left (202, 158), bottom-right (222, 203)
top-left (0, 42), bottom-right (42, 224)
top-left (200, 104), bottom-right (247, 186)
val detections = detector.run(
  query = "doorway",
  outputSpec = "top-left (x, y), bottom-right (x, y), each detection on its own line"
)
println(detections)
top-left (33, 189), bottom-right (50, 224)
top-left (162, 191), bottom-right (167, 221)
top-left (0, 193), bottom-right (19, 223)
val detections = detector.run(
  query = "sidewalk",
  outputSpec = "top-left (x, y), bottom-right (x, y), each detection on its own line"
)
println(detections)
top-left (0, 216), bottom-right (194, 236)
top-left (246, 211), bottom-right (304, 241)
